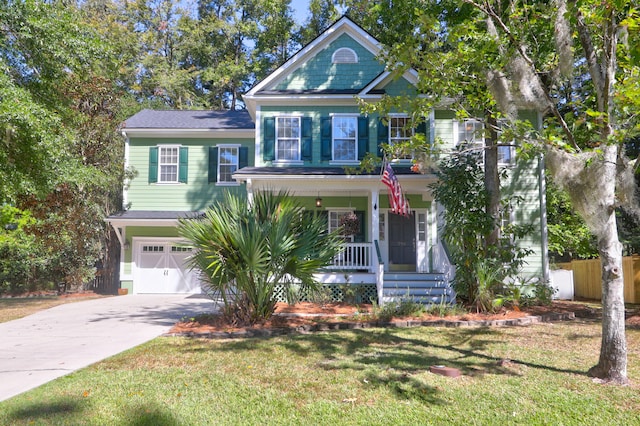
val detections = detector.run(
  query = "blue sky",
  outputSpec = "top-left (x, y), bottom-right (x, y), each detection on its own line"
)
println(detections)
top-left (290, 0), bottom-right (310, 24)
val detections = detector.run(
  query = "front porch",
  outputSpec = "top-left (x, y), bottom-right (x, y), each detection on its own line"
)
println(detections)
top-left (233, 166), bottom-right (455, 304)
top-left (271, 241), bottom-right (456, 305)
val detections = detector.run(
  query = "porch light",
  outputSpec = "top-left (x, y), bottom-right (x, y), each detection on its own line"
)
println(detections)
top-left (315, 196), bottom-right (323, 208)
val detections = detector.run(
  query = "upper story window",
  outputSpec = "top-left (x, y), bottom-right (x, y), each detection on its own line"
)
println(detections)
top-left (332, 48), bottom-right (358, 64)
top-left (208, 145), bottom-right (248, 185)
top-left (159, 146), bottom-right (179, 182)
top-left (389, 116), bottom-right (414, 160)
top-left (332, 115), bottom-right (358, 162)
top-left (321, 115), bottom-right (368, 163)
top-left (276, 117), bottom-right (301, 161)
top-left (218, 146), bottom-right (239, 184)
top-left (455, 119), bottom-right (516, 166)
top-left (263, 116), bottom-right (311, 163)
top-left (149, 145), bottom-right (188, 184)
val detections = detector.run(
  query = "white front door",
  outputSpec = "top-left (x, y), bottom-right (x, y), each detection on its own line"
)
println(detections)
top-left (134, 239), bottom-right (200, 294)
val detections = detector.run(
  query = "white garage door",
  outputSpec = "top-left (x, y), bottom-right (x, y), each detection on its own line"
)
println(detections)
top-left (134, 239), bottom-right (201, 294)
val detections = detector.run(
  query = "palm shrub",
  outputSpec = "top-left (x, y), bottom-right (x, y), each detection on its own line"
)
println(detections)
top-left (178, 190), bottom-right (343, 324)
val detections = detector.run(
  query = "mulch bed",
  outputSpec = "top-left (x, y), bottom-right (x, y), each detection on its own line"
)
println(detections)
top-left (167, 300), bottom-right (640, 339)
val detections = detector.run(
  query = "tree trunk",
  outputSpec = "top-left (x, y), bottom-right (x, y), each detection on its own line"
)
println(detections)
top-left (546, 144), bottom-right (628, 384)
top-left (587, 146), bottom-right (628, 384)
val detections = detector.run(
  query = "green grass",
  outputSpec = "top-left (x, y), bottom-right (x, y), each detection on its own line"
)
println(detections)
top-left (1, 319), bottom-right (639, 425)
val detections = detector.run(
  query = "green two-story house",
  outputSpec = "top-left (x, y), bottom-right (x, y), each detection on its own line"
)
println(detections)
top-left (107, 16), bottom-right (549, 302)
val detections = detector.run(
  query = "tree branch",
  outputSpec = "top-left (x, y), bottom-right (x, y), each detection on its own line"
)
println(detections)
top-left (463, 0), bottom-right (581, 151)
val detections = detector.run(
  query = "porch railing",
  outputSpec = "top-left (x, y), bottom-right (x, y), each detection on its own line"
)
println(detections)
top-left (326, 242), bottom-right (372, 271)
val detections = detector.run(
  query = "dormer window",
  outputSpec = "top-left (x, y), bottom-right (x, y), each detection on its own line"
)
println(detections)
top-left (332, 48), bottom-right (358, 64)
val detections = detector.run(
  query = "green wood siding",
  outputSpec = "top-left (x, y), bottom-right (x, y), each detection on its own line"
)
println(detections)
top-left (274, 34), bottom-right (384, 91)
top-left (127, 137), bottom-right (253, 211)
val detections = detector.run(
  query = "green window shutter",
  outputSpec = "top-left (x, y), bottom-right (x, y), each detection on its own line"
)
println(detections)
top-left (148, 147), bottom-right (158, 183)
top-left (355, 211), bottom-right (366, 242)
top-left (239, 146), bottom-right (249, 168)
top-left (358, 117), bottom-right (369, 160)
top-left (179, 146), bottom-right (188, 183)
top-left (321, 117), bottom-right (332, 160)
top-left (377, 119), bottom-right (388, 158)
top-left (263, 117), bottom-right (275, 161)
top-left (301, 117), bottom-right (312, 161)
top-left (416, 120), bottom-right (427, 139)
top-left (208, 147), bottom-right (218, 183)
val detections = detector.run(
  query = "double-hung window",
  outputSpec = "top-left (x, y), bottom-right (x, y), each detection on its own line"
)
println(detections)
top-left (389, 115), bottom-right (413, 160)
top-left (218, 146), bottom-right (239, 184)
top-left (332, 116), bottom-right (358, 162)
top-left (159, 146), bottom-right (179, 183)
top-left (456, 119), bottom-right (516, 165)
top-left (149, 145), bottom-right (187, 184)
top-left (276, 117), bottom-right (301, 161)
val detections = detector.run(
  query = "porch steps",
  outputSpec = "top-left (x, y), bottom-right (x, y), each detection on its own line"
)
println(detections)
top-left (382, 272), bottom-right (456, 305)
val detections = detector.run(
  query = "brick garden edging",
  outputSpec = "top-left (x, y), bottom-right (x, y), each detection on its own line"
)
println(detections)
top-left (165, 311), bottom-right (576, 340)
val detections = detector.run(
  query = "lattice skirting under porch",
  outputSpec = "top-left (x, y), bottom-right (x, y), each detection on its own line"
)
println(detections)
top-left (273, 283), bottom-right (377, 304)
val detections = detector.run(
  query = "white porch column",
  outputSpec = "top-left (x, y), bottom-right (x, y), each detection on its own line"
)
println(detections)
top-left (246, 179), bottom-right (254, 206)
top-left (370, 189), bottom-right (384, 303)
top-left (370, 188), bottom-right (380, 252)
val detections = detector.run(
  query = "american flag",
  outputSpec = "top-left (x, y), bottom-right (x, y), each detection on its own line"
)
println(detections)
top-left (381, 162), bottom-right (410, 216)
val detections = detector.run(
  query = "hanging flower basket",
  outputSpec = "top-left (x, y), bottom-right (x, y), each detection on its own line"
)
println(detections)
top-left (339, 212), bottom-right (360, 236)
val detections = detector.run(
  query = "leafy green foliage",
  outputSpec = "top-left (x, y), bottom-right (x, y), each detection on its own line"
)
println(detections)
top-left (430, 149), bottom-right (533, 308)
top-left (546, 176), bottom-right (598, 261)
top-left (179, 191), bottom-right (343, 324)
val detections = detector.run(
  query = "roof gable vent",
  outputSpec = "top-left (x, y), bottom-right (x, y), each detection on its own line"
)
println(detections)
top-left (332, 48), bottom-right (358, 64)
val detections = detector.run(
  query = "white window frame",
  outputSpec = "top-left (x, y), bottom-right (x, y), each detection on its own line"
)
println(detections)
top-left (389, 114), bottom-right (414, 161)
top-left (454, 119), bottom-right (516, 166)
top-left (158, 145), bottom-right (180, 183)
top-left (275, 116), bottom-right (302, 163)
top-left (496, 119), bottom-right (517, 166)
top-left (328, 209), bottom-right (356, 243)
top-left (217, 144), bottom-right (241, 186)
top-left (331, 114), bottom-right (358, 164)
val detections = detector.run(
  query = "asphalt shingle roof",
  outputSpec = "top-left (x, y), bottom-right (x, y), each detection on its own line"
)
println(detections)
top-left (123, 109), bottom-right (254, 130)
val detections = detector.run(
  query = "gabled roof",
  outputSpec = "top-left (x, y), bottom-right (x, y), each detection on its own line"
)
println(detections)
top-left (123, 109), bottom-right (254, 130)
top-left (242, 16), bottom-right (419, 119)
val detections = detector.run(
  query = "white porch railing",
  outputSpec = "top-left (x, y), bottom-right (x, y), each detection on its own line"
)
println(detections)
top-left (326, 242), bottom-right (373, 271)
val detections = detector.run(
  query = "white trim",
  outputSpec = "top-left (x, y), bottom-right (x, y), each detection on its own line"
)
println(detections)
top-left (275, 116), bottom-right (303, 162)
top-left (122, 129), bottom-right (253, 139)
top-left (331, 115), bottom-right (359, 162)
top-left (216, 145), bottom-right (240, 184)
top-left (123, 136), bottom-right (130, 208)
top-left (255, 106), bottom-right (262, 165)
top-left (360, 70), bottom-right (419, 95)
top-left (157, 145), bottom-right (181, 184)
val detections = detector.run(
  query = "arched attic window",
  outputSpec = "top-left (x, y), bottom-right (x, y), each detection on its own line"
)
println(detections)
top-left (332, 48), bottom-right (358, 64)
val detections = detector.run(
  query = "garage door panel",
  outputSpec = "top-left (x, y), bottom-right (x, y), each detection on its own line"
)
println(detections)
top-left (134, 240), bottom-right (201, 294)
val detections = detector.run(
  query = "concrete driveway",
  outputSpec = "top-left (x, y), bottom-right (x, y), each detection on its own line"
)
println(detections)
top-left (0, 294), bottom-right (216, 402)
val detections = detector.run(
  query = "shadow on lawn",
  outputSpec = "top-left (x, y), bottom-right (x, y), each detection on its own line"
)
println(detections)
top-left (182, 324), bottom-right (589, 406)
top-left (8, 398), bottom-right (85, 420)
top-left (7, 399), bottom-right (179, 426)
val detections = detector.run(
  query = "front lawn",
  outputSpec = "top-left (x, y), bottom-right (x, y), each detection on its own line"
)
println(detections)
top-left (1, 318), bottom-right (639, 425)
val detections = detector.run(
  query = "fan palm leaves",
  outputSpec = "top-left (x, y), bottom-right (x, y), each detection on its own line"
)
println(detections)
top-left (178, 190), bottom-right (343, 324)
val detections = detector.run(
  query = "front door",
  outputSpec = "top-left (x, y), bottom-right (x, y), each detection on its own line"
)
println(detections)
top-left (388, 212), bottom-right (416, 271)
